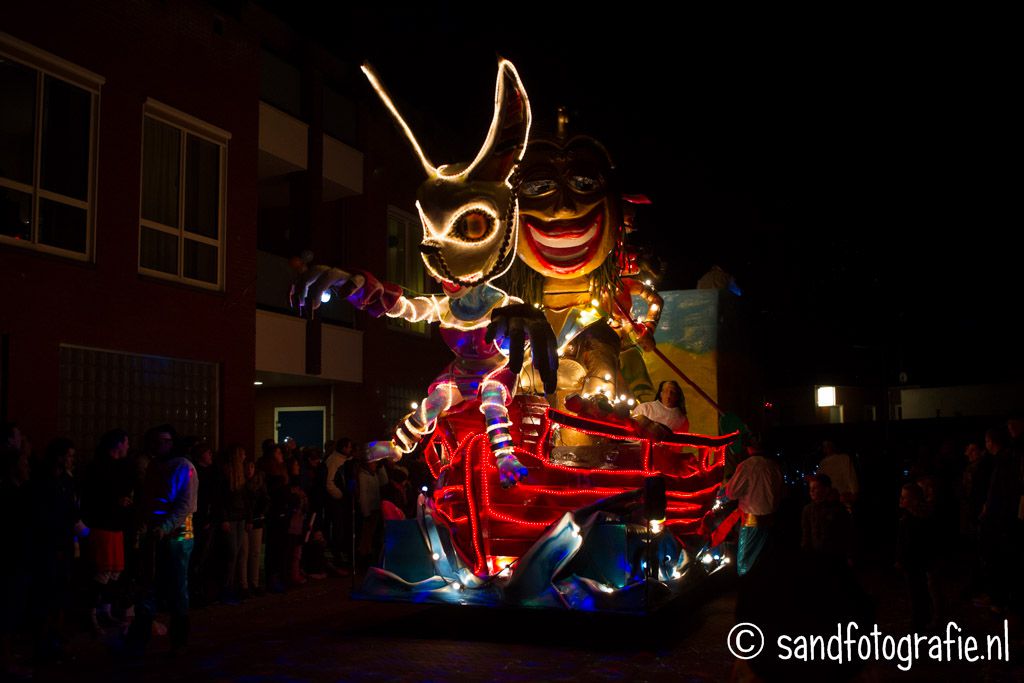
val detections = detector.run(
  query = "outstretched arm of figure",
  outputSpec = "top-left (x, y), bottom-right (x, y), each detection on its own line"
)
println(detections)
top-left (480, 379), bottom-right (527, 487)
top-left (290, 263), bottom-right (441, 323)
top-left (289, 264), bottom-right (362, 313)
top-left (485, 304), bottom-right (559, 395)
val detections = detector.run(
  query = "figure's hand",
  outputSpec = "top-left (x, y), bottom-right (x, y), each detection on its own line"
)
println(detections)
top-left (633, 414), bottom-right (670, 439)
top-left (635, 324), bottom-right (657, 352)
top-left (496, 452), bottom-right (528, 488)
top-left (486, 304), bottom-right (558, 394)
top-left (566, 394), bottom-right (634, 426)
top-left (288, 260), bottom-right (363, 314)
top-left (366, 440), bottom-right (402, 463)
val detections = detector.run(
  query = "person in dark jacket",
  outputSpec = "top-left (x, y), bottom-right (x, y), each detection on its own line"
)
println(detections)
top-left (801, 473), bottom-right (852, 564)
top-left (979, 427), bottom-right (1021, 612)
top-left (1, 439), bottom-right (33, 679)
top-left (31, 437), bottom-right (84, 663)
top-left (896, 483), bottom-right (935, 630)
top-left (260, 442), bottom-right (289, 593)
top-left (189, 442), bottom-right (217, 606)
top-left (82, 429), bottom-right (134, 629)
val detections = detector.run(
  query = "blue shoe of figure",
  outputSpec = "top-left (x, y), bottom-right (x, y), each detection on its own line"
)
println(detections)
top-left (496, 452), bottom-right (528, 488)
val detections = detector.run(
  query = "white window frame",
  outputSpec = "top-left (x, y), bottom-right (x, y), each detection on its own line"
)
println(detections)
top-left (0, 33), bottom-right (103, 261)
top-left (138, 98), bottom-right (230, 290)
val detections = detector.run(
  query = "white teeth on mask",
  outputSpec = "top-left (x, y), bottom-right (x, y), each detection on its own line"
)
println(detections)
top-left (544, 245), bottom-right (589, 262)
top-left (530, 222), bottom-right (598, 248)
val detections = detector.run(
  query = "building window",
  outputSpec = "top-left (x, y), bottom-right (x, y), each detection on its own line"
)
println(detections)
top-left (0, 34), bottom-right (102, 259)
top-left (58, 344), bottom-right (219, 455)
top-left (139, 100), bottom-right (229, 289)
top-left (386, 205), bottom-right (427, 335)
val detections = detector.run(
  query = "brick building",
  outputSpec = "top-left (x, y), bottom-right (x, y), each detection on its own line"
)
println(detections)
top-left (2, 1), bottom-right (449, 457)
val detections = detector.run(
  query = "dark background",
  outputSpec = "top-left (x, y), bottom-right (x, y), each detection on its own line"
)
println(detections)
top-left (259, 1), bottom-right (1017, 389)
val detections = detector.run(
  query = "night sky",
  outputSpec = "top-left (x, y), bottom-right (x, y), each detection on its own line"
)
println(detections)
top-left (263, 2), bottom-right (1017, 388)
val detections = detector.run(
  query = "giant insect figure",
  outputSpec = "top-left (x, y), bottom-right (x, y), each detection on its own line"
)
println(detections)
top-left (291, 59), bottom-right (558, 487)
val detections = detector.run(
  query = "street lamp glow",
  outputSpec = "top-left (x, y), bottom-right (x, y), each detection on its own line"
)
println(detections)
top-left (816, 386), bottom-right (836, 408)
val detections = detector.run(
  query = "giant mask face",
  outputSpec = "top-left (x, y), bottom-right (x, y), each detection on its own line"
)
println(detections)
top-left (516, 136), bottom-right (621, 279)
top-left (362, 60), bottom-right (531, 298)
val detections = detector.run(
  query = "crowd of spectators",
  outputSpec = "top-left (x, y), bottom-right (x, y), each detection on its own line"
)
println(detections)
top-left (727, 417), bottom-right (1024, 680)
top-left (0, 419), bottom-right (430, 678)
top-left (4, 414), bottom-right (1021, 679)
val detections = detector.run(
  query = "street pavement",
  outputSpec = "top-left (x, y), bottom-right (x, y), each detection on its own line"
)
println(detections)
top-left (33, 568), bottom-right (1024, 682)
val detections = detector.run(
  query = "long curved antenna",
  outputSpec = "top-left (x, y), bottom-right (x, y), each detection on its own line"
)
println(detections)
top-left (456, 57), bottom-right (532, 182)
top-left (361, 62), bottom-right (437, 177)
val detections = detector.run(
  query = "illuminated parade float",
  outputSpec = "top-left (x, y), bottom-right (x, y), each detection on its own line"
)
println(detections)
top-left (292, 59), bottom-right (738, 612)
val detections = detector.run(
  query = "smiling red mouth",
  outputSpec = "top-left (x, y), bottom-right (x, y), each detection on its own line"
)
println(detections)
top-left (522, 207), bottom-right (605, 274)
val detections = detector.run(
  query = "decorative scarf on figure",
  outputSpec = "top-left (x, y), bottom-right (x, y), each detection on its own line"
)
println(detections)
top-left (291, 59), bottom-right (557, 487)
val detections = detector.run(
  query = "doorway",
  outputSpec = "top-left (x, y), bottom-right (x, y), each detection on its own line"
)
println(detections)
top-left (274, 406), bottom-right (326, 449)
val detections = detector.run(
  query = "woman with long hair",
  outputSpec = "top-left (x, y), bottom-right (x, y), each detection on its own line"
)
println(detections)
top-left (242, 459), bottom-right (268, 595)
top-left (214, 444), bottom-right (251, 603)
top-left (260, 442), bottom-right (289, 592)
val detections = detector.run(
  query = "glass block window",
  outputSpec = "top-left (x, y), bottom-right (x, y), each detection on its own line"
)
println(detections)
top-left (58, 345), bottom-right (218, 458)
top-left (139, 100), bottom-right (229, 289)
top-left (0, 36), bottom-right (101, 259)
top-left (384, 385), bottom-right (422, 431)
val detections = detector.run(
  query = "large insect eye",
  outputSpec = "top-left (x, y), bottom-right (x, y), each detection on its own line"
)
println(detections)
top-left (453, 210), bottom-right (495, 242)
top-left (520, 179), bottom-right (558, 197)
top-left (567, 174), bottom-right (603, 193)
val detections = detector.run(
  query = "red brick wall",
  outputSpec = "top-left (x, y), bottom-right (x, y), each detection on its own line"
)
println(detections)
top-left (2, 1), bottom-right (259, 452)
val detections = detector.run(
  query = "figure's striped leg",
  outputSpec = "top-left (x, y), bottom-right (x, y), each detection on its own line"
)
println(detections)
top-left (480, 378), bottom-right (526, 487)
top-left (394, 383), bottom-right (461, 454)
